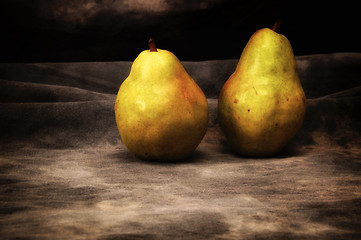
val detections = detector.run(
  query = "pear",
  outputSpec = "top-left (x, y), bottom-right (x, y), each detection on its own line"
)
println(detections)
top-left (115, 39), bottom-right (208, 161)
top-left (218, 21), bottom-right (306, 157)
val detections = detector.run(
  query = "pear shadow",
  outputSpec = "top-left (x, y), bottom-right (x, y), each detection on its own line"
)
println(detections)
top-left (217, 143), bottom-right (242, 158)
top-left (276, 129), bottom-right (317, 158)
top-left (107, 147), bottom-right (140, 163)
top-left (109, 146), bottom-right (207, 165)
top-left (216, 140), bottom-right (308, 161)
top-left (271, 144), bottom-right (305, 158)
top-left (109, 140), bottom-right (311, 165)
top-left (214, 143), bottom-right (275, 162)
top-left (139, 149), bottom-right (206, 165)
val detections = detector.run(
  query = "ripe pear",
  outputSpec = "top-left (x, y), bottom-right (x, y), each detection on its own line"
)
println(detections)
top-left (115, 39), bottom-right (208, 161)
top-left (218, 21), bottom-right (306, 157)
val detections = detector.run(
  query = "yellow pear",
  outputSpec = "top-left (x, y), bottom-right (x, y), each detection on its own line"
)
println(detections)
top-left (218, 21), bottom-right (306, 157)
top-left (115, 39), bottom-right (208, 161)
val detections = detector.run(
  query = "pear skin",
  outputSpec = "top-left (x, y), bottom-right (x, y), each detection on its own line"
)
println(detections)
top-left (218, 25), bottom-right (306, 157)
top-left (115, 39), bottom-right (208, 161)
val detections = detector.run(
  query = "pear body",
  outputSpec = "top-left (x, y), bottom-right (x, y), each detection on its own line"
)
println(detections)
top-left (218, 28), bottom-right (306, 157)
top-left (115, 48), bottom-right (208, 161)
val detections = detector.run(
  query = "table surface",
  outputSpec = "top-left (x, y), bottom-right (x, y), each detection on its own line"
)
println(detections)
top-left (1, 144), bottom-right (361, 239)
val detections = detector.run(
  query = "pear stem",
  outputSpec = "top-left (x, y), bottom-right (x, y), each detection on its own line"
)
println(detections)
top-left (148, 38), bottom-right (157, 52)
top-left (272, 19), bottom-right (282, 32)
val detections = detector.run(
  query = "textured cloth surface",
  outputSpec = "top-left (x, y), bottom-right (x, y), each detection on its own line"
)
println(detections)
top-left (1, 53), bottom-right (361, 239)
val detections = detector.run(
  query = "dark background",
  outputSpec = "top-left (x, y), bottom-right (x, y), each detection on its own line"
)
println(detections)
top-left (0, 0), bottom-right (359, 63)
